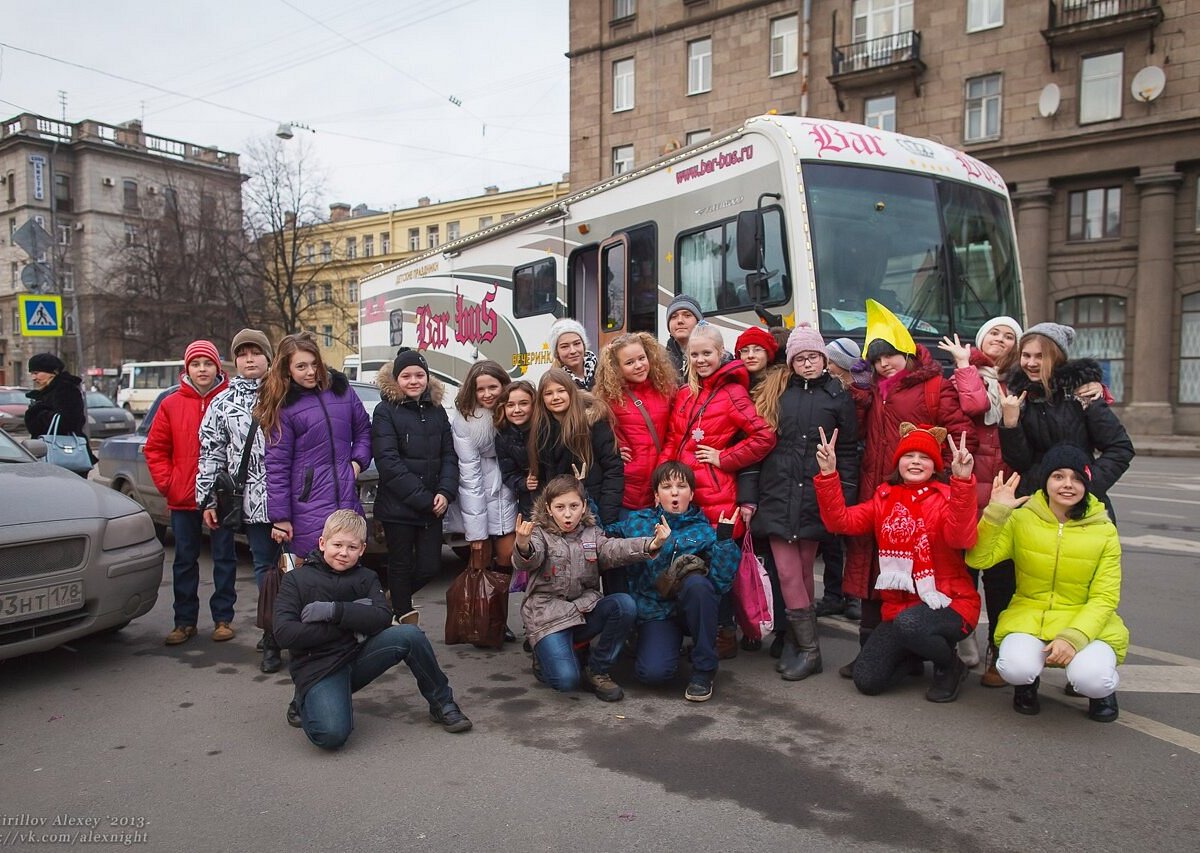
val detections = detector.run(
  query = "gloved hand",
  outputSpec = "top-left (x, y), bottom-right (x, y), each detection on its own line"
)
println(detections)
top-left (915, 576), bottom-right (951, 610)
top-left (850, 358), bottom-right (874, 388)
top-left (301, 601), bottom-right (338, 623)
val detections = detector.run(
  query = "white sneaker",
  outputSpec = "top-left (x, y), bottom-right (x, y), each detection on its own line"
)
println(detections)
top-left (958, 633), bottom-right (981, 668)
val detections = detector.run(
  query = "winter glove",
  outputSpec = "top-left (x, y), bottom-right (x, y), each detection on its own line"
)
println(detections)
top-left (850, 358), bottom-right (874, 388)
top-left (301, 601), bottom-right (338, 623)
top-left (915, 575), bottom-right (952, 610)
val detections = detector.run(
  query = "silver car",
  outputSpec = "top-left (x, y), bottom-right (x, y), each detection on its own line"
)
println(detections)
top-left (0, 428), bottom-right (164, 660)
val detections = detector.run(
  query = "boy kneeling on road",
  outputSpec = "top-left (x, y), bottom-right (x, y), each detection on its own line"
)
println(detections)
top-left (273, 509), bottom-right (471, 749)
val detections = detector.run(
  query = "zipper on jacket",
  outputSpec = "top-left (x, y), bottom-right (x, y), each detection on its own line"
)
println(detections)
top-left (316, 394), bottom-right (341, 505)
top-left (1042, 521), bottom-right (1064, 638)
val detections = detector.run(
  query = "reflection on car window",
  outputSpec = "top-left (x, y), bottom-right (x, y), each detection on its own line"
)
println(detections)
top-left (87, 393), bottom-right (117, 408)
top-left (0, 429), bottom-right (32, 462)
top-left (0, 390), bottom-right (29, 404)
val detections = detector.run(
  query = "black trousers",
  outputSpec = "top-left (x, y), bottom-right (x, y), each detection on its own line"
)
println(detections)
top-left (975, 560), bottom-right (1016, 646)
top-left (853, 604), bottom-right (969, 696)
top-left (383, 520), bottom-right (444, 616)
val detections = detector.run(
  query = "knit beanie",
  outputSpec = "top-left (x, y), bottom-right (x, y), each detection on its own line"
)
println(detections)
top-left (666, 293), bottom-right (704, 323)
top-left (1039, 444), bottom-right (1092, 493)
top-left (392, 347), bottom-right (428, 378)
top-left (974, 316), bottom-right (1023, 350)
top-left (892, 422), bottom-right (947, 472)
top-left (230, 328), bottom-right (274, 361)
top-left (28, 352), bottom-right (65, 374)
top-left (734, 326), bottom-right (779, 361)
top-left (1022, 322), bottom-right (1075, 357)
top-left (547, 318), bottom-right (589, 354)
top-left (184, 340), bottom-right (221, 366)
top-left (785, 322), bottom-right (827, 366)
top-left (825, 337), bottom-right (861, 371)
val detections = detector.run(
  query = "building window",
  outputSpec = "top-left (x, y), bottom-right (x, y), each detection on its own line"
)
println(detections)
top-left (306, 285), bottom-right (316, 306)
top-left (1080, 52), bottom-right (1122, 124)
top-left (349, 323), bottom-right (359, 350)
top-left (1056, 295), bottom-right (1126, 401)
top-left (865, 95), bottom-right (897, 131)
top-left (347, 279), bottom-right (359, 303)
top-left (321, 241), bottom-right (332, 262)
top-left (501, 213), bottom-right (515, 221)
top-left (5, 172), bottom-right (13, 204)
top-left (322, 283), bottom-right (333, 304)
top-left (363, 234), bottom-right (374, 257)
top-left (686, 129), bottom-right (711, 145)
top-left (770, 16), bottom-right (799, 76)
top-left (479, 216), bottom-right (493, 229)
top-left (124, 223), bottom-right (139, 246)
top-left (613, 58), bottom-right (635, 112)
top-left (687, 38), bottom-right (712, 95)
top-left (322, 325), bottom-right (333, 347)
top-left (447, 221), bottom-right (460, 241)
top-left (346, 236), bottom-right (357, 259)
top-left (852, 0), bottom-right (914, 43)
top-left (408, 228), bottom-right (420, 251)
top-left (427, 225), bottom-right (439, 249)
top-left (64, 311), bottom-right (76, 336)
top-left (122, 179), bottom-right (138, 210)
top-left (10, 261), bottom-right (18, 289)
top-left (380, 232), bottom-right (390, 254)
top-left (57, 222), bottom-right (72, 246)
top-left (964, 74), bottom-right (1001, 142)
top-left (1068, 187), bottom-right (1121, 240)
top-left (612, 145), bottom-right (634, 176)
top-left (305, 244), bottom-right (315, 264)
top-left (1180, 292), bottom-right (1200, 403)
top-left (613, 0), bottom-right (635, 21)
top-left (967, 0), bottom-right (1003, 32)
top-left (54, 174), bottom-right (72, 210)
top-left (163, 187), bottom-right (178, 215)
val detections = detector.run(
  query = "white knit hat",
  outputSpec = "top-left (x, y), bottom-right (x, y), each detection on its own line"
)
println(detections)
top-left (974, 316), bottom-right (1023, 350)
top-left (548, 318), bottom-right (589, 354)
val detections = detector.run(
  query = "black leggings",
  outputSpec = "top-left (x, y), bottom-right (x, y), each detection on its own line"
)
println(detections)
top-left (853, 605), bottom-right (968, 696)
top-left (383, 520), bottom-right (444, 615)
top-left (974, 560), bottom-right (1015, 646)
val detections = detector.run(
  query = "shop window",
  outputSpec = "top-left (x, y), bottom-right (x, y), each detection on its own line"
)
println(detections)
top-left (1180, 292), bottom-right (1200, 403)
top-left (1056, 295), bottom-right (1126, 401)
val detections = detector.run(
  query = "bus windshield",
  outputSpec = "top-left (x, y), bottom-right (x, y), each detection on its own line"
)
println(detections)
top-left (803, 162), bottom-right (1021, 344)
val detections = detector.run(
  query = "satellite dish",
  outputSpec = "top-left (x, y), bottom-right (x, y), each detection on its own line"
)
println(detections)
top-left (1038, 84), bottom-right (1061, 118)
top-left (1131, 66), bottom-right (1166, 102)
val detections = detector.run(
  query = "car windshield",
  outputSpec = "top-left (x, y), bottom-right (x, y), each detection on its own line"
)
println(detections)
top-left (0, 390), bottom-right (29, 405)
top-left (86, 392), bottom-right (118, 408)
top-left (0, 428), bottom-right (33, 462)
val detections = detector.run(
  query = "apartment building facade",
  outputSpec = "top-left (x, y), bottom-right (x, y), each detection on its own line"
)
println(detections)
top-left (569, 0), bottom-right (1200, 433)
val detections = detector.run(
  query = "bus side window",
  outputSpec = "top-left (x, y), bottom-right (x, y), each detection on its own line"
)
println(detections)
top-left (676, 208), bottom-right (789, 314)
top-left (601, 241), bottom-right (626, 332)
top-left (626, 223), bottom-right (657, 335)
top-left (513, 257), bottom-right (560, 319)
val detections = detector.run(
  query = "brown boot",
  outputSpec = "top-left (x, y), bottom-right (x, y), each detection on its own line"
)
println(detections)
top-left (980, 643), bottom-right (1006, 688)
top-left (164, 625), bottom-right (197, 646)
top-left (716, 626), bottom-right (739, 660)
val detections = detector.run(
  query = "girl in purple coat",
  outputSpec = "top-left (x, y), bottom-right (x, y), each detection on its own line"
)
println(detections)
top-left (257, 333), bottom-right (372, 556)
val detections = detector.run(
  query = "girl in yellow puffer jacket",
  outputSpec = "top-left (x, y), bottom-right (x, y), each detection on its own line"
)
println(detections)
top-left (967, 443), bottom-right (1128, 723)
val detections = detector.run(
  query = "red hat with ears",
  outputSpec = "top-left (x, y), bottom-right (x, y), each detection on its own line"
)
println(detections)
top-left (892, 422), bottom-right (947, 472)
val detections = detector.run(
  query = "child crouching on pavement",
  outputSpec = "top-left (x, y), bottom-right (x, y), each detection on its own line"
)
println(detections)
top-left (607, 462), bottom-right (740, 703)
top-left (273, 509), bottom-right (471, 749)
top-left (513, 475), bottom-right (669, 702)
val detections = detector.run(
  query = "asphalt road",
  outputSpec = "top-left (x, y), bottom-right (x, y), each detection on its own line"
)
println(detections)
top-left (2, 455), bottom-right (1198, 852)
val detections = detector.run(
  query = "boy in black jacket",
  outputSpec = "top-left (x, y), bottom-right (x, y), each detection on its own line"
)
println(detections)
top-left (273, 510), bottom-right (471, 749)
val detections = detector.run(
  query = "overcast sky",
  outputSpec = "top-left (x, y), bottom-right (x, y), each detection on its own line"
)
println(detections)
top-left (0, 0), bottom-right (570, 212)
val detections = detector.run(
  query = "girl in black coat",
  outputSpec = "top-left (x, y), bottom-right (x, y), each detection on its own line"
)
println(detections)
top-left (24, 352), bottom-right (86, 438)
top-left (494, 381), bottom-right (537, 518)
top-left (372, 350), bottom-right (458, 620)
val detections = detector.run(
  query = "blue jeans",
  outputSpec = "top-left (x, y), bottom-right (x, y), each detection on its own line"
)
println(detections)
top-left (534, 593), bottom-right (636, 692)
top-left (300, 625), bottom-right (454, 750)
top-left (244, 522), bottom-right (278, 591)
top-left (170, 510), bottom-right (237, 626)
top-left (635, 573), bottom-right (720, 683)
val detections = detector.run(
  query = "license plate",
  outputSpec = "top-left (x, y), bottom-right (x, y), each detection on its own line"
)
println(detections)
top-left (0, 581), bottom-right (84, 624)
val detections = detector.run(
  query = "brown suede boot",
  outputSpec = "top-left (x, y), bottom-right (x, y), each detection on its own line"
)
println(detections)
top-left (980, 643), bottom-right (1006, 688)
top-left (716, 626), bottom-right (739, 660)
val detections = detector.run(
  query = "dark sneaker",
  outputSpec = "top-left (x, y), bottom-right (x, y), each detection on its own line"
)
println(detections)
top-left (926, 656), bottom-right (967, 703)
top-left (1087, 693), bottom-right (1119, 723)
top-left (1013, 677), bottom-right (1041, 716)
top-left (430, 702), bottom-right (473, 733)
top-left (768, 631), bottom-right (786, 659)
top-left (286, 701), bottom-right (302, 728)
top-left (584, 668), bottom-right (624, 702)
top-left (740, 635), bottom-right (763, 652)
top-left (685, 672), bottom-right (714, 702)
top-left (813, 596), bottom-right (847, 618)
top-left (843, 599), bottom-right (862, 621)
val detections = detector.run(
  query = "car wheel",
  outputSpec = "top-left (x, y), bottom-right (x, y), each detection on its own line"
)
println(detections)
top-left (118, 480), bottom-right (167, 542)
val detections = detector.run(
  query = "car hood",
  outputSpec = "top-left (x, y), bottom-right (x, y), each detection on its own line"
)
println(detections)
top-left (0, 462), bottom-right (145, 523)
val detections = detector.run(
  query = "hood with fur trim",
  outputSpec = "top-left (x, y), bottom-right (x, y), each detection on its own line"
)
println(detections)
top-left (1007, 357), bottom-right (1103, 400)
top-left (530, 487), bottom-right (597, 535)
top-left (376, 365), bottom-right (445, 406)
top-left (284, 368), bottom-right (350, 406)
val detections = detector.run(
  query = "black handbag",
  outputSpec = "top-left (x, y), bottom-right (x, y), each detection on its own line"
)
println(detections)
top-left (214, 419), bottom-right (258, 531)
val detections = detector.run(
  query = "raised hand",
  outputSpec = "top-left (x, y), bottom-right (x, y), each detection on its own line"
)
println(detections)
top-left (815, 426), bottom-right (839, 475)
top-left (571, 462), bottom-right (588, 482)
top-left (949, 430), bottom-right (974, 480)
top-left (989, 471), bottom-right (1030, 509)
top-left (717, 508), bottom-right (739, 526)
top-left (695, 444), bottom-right (723, 469)
top-left (649, 515), bottom-right (672, 551)
top-left (513, 513), bottom-right (535, 550)
top-left (937, 333), bottom-right (972, 368)
top-left (1000, 389), bottom-right (1026, 427)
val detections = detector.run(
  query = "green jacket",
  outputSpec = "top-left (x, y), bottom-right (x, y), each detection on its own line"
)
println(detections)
top-left (966, 492), bottom-right (1129, 662)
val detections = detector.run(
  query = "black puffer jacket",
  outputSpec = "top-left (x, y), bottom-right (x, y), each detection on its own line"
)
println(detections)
top-left (25, 370), bottom-right (86, 437)
top-left (746, 372), bottom-right (859, 541)
top-left (1000, 358), bottom-right (1135, 503)
top-left (273, 552), bottom-right (393, 701)
top-left (495, 422), bottom-right (534, 517)
top-left (371, 370), bottom-right (458, 525)
top-left (532, 412), bottom-right (624, 526)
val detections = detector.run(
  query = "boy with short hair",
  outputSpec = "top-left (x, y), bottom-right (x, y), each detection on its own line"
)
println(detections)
top-left (607, 461), bottom-right (740, 702)
top-left (664, 294), bottom-right (703, 381)
top-left (273, 510), bottom-right (471, 750)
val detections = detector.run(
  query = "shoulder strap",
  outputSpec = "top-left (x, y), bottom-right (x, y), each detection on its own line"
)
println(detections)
top-left (627, 391), bottom-right (662, 453)
top-left (234, 418), bottom-right (259, 487)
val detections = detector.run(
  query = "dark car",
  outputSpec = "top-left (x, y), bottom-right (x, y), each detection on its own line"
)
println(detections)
top-left (92, 384), bottom-right (386, 561)
top-left (84, 391), bottom-right (136, 443)
top-left (0, 386), bottom-right (31, 435)
top-left (0, 428), bottom-right (163, 660)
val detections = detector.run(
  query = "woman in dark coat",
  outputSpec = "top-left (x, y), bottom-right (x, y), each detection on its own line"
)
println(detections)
top-left (373, 349), bottom-right (458, 620)
top-left (746, 324), bottom-right (859, 681)
top-left (24, 352), bottom-right (86, 438)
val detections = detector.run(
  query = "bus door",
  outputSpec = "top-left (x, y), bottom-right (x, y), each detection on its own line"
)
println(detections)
top-left (567, 244), bottom-right (600, 344)
top-left (597, 223), bottom-right (658, 350)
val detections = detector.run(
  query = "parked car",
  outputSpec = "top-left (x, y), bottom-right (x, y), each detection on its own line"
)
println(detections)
top-left (84, 391), bottom-right (136, 442)
top-left (0, 427), bottom-right (164, 660)
top-left (92, 384), bottom-right (386, 562)
top-left (0, 386), bottom-right (31, 435)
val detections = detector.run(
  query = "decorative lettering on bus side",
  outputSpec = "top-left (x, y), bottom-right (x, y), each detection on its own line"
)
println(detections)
top-left (953, 152), bottom-right (1005, 189)
top-left (399, 262), bottom-right (440, 282)
top-left (512, 349), bottom-right (553, 368)
top-left (415, 305), bottom-right (451, 350)
top-left (364, 295), bottom-right (387, 324)
top-left (802, 123), bottom-right (886, 159)
top-left (455, 284), bottom-right (498, 345)
top-left (675, 145), bottom-right (755, 185)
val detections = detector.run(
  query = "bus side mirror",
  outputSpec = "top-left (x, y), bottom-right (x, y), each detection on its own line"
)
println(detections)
top-left (736, 210), bottom-right (764, 272)
top-left (745, 272), bottom-right (771, 304)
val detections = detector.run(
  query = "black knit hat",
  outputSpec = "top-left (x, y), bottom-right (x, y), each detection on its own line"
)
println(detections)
top-left (28, 352), bottom-right (65, 374)
top-left (392, 347), bottom-right (428, 379)
top-left (1039, 444), bottom-right (1092, 517)
top-left (865, 338), bottom-right (902, 363)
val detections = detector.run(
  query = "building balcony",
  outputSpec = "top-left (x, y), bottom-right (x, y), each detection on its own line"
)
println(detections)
top-left (1043, 0), bottom-right (1163, 47)
top-left (829, 31), bottom-right (925, 110)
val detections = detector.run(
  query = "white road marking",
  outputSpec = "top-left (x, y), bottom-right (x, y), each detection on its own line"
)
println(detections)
top-left (1114, 711), bottom-right (1200, 756)
top-left (1127, 510), bottom-right (1187, 520)
top-left (1119, 534), bottom-right (1200, 554)
top-left (1109, 492), bottom-right (1200, 506)
top-left (1128, 644), bottom-right (1200, 667)
top-left (1108, 665), bottom-right (1200, 693)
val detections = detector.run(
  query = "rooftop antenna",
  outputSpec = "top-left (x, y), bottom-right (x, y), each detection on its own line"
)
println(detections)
top-left (57, 90), bottom-right (68, 122)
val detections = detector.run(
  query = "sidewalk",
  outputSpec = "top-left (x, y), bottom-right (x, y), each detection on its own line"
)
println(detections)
top-left (1130, 434), bottom-right (1200, 458)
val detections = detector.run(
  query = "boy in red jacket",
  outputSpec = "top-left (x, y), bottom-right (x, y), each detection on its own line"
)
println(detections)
top-left (145, 340), bottom-right (238, 645)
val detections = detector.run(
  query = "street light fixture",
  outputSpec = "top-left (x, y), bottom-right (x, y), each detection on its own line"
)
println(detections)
top-left (276, 121), bottom-right (314, 140)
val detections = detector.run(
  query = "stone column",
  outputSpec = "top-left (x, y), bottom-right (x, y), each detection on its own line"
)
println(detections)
top-left (1012, 181), bottom-right (1054, 325)
top-left (1128, 167), bottom-right (1182, 433)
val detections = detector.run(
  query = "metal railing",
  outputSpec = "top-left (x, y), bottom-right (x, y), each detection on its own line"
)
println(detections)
top-left (1049, 0), bottom-right (1159, 28)
top-left (832, 30), bottom-right (921, 76)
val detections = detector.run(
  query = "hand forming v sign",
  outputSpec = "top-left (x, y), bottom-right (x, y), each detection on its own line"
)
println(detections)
top-left (989, 471), bottom-right (1030, 509)
top-left (948, 431), bottom-right (974, 479)
top-left (815, 426), bottom-right (839, 475)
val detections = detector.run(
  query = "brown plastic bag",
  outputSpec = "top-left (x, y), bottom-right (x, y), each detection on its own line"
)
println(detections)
top-left (445, 561), bottom-right (509, 649)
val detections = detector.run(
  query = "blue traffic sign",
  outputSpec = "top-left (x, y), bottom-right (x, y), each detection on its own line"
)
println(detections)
top-left (18, 294), bottom-right (63, 337)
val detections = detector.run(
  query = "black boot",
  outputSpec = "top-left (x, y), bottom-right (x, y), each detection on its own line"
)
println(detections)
top-left (1013, 677), bottom-right (1040, 715)
top-left (780, 607), bottom-right (822, 681)
top-left (261, 632), bottom-right (282, 674)
top-left (926, 654), bottom-right (967, 702)
top-left (1087, 692), bottom-right (1119, 723)
top-left (839, 625), bottom-right (872, 678)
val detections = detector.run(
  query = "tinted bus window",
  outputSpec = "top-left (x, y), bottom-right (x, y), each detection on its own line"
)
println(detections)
top-left (512, 258), bottom-right (560, 319)
top-left (676, 208), bottom-right (789, 314)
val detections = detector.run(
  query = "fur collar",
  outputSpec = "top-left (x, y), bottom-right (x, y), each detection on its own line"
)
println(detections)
top-left (531, 492), bottom-right (597, 534)
top-left (1007, 358), bottom-right (1103, 400)
top-left (283, 369), bottom-right (349, 406)
top-left (375, 366), bottom-right (445, 406)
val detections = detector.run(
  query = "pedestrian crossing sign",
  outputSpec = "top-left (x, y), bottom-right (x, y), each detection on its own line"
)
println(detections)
top-left (18, 294), bottom-right (63, 337)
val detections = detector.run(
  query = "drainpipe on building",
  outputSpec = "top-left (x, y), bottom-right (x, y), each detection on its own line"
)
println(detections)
top-left (801, 0), bottom-right (812, 116)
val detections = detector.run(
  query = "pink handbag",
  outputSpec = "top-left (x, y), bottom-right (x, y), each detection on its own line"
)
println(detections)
top-left (732, 532), bottom-right (774, 642)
